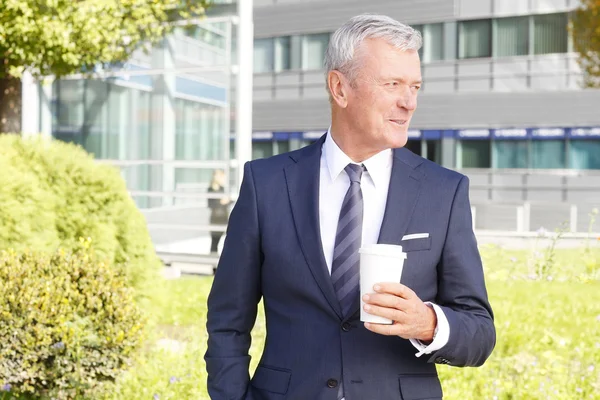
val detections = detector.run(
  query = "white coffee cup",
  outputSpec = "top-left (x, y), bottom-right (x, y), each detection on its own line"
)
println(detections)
top-left (359, 244), bottom-right (407, 324)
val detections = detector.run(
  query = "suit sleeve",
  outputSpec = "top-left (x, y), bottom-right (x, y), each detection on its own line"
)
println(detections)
top-left (205, 162), bottom-right (262, 399)
top-left (426, 176), bottom-right (496, 367)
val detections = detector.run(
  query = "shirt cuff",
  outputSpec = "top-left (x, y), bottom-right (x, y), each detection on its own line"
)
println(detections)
top-left (409, 302), bottom-right (450, 358)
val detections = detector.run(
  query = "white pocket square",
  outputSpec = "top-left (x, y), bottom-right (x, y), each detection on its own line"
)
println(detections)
top-left (401, 233), bottom-right (430, 241)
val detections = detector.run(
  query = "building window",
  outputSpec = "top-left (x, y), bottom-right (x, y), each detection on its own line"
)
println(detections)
top-left (534, 13), bottom-right (568, 55)
top-left (275, 36), bottom-right (291, 72)
top-left (493, 141), bottom-right (529, 168)
top-left (54, 80), bottom-right (84, 129)
top-left (459, 19), bottom-right (492, 59)
top-left (405, 139), bottom-right (422, 156)
top-left (531, 140), bottom-right (565, 168)
top-left (569, 141), bottom-right (600, 169)
top-left (175, 102), bottom-right (225, 185)
top-left (274, 140), bottom-right (290, 155)
top-left (252, 142), bottom-right (274, 159)
top-left (494, 16), bottom-right (529, 57)
top-left (426, 140), bottom-right (442, 164)
top-left (180, 26), bottom-right (225, 49)
top-left (303, 33), bottom-right (330, 70)
top-left (458, 140), bottom-right (491, 168)
top-left (290, 36), bottom-right (303, 70)
top-left (254, 38), bottom-right (274, 73)
top-left (423, 23), bottom-right (444, 63)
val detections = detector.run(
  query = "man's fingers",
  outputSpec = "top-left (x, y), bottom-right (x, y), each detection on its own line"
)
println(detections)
top-left (363, 293), bottom-right (409, 311)
top-left (363, 304), bottom-right (407, 322)
top-left (364, 321), bottom-right (407, 337)
top-left (373, 282), bottom-right (415, 299)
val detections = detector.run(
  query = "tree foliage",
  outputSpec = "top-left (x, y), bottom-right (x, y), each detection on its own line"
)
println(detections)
top-left (0, 0), bottom-right (210, 79)
top-left (571, 0), bottom-right (600, 87)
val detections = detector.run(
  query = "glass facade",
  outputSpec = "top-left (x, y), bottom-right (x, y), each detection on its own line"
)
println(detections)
top-left (51, 21), bottom-right (232, 209)
top-left (53, 80), bottom-right (152, 162)
top-left (275, 36), bottom-right (291, 72)
top-left (175, 100), bottom-right (226, 185)
top-left (494, 16), bottom-right (529, 57)
top-left (252, 141), bottom-right (274, 159)
top-left (253, 12), bottom-right (569, 68)
top-left (422, 23), bottom-right (444, 63)
top-left (493, 141), bottom-right (529, 168)
top-left (532, 140), bottom-right (566, 169)
top-left (534, 13), bottom-right (568, 55)
top-left (459, 19), bottom-right (492, 59)
top-left (569, 141), bottom-right (600, 170)
top-left (303, 33), bottom-right (330, 70)
top-left (458, 141), bottom-right (492, 168)
top-left (254, 38), bottom-right (274, 73)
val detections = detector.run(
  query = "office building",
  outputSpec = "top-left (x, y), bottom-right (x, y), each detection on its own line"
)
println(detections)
top-left (249, 0), bottom-right (600, 172)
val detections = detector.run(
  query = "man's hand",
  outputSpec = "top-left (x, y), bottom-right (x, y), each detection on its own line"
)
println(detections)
top-left (362, 282), bottom-right (437, 342)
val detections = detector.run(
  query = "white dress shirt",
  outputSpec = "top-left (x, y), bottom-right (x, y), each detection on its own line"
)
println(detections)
top-left (318, 131), bottom-right (449, 357)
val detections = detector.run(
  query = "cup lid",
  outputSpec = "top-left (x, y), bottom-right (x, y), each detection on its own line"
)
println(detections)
top-left (359, 244), bottom-right (407, 258)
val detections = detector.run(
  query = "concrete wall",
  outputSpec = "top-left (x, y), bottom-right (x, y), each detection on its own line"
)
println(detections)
top-left (251, 88), bottom-right (600, 132)
top-left (254, 0), bottom-right (455, 37)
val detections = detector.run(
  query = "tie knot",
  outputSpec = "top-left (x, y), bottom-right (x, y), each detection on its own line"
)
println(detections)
top-left (345, 163), bottom-right (364, 183)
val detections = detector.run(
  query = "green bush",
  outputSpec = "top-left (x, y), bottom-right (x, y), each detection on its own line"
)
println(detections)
top-left (0, 134), bottom-right (160, 293)
top-left (0, 246), bottom-right (145, 399)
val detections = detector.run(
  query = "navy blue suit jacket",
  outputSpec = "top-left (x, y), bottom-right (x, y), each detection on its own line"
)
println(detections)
top-left (205, 136), bottom-right (495, 399)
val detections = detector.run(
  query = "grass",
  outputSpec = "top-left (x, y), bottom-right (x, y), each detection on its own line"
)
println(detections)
top-left (109, 245), bottom-right (600, 400)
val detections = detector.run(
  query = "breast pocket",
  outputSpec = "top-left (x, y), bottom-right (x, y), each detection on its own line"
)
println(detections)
top-left (400, 237), bottom-right (431, 252)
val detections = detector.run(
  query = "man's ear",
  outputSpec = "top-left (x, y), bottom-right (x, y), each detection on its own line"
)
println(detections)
top-left (328, 70), bottom-right (349, 108)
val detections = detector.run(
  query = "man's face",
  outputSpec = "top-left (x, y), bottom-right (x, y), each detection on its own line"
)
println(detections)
top-left (345, 38), bottom-right (421, 150)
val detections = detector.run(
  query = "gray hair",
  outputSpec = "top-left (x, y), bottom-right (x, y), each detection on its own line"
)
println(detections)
top-left (324, 14), bottom-right (422, 95)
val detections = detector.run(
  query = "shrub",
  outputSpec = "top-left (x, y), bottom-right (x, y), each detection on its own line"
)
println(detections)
top-left (0, 245), bottom-right (145, 399)
top-left (0, 135), bottom-right (161, 294)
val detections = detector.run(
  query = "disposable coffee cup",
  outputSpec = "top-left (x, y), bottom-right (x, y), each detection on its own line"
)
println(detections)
top-left (359, 244), bottom-right (407, 324)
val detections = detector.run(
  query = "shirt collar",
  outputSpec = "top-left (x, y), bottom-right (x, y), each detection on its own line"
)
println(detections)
top-left (324, 127), bottom-right (393, 188)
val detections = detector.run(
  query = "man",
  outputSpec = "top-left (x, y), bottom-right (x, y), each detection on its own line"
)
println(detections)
top-left (205, 14), bottom-right (495, 400)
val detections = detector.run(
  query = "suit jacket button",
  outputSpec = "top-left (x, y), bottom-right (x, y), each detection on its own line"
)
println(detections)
top-left (342, 322), bottom-right (351, 332)
top-left (327, 379), bottom-right (338, 388)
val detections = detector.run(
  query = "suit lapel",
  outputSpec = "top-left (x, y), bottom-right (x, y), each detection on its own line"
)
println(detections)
top-left (285, 137), bottom-right (343, 319)
top-left (347, 148), bottom-right (424, 320)
top-left (377, 148), bottom-right (423, 245)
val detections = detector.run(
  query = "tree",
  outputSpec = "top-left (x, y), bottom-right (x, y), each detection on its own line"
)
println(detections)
top-left (0, 0), bottom-right (210, 133)
top-left (571, 0), bottom-right (600, 88)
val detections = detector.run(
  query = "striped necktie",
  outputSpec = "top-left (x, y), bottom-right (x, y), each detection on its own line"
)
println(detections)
top-left (331, 163), bottom-right (365, 317)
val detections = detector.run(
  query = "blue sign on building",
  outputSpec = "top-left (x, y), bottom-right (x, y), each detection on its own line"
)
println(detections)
top-left (569, 127), bottom-right (600, 139)
top-left (457, 129), bottom-right (491, 139)
top-left (492, 128), bottom-right (528, 140)
top-left (257, 126), bottom-right (600, 143)
top-left (531, 128), bottom-right (566, 139)
top-left (407, 130), bottom-right (421, 139)
top-left (422, 130), bottom-right (442, 140)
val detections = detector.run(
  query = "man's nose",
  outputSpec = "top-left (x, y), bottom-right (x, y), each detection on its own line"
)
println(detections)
top-left (397, 87), bottom-right (417, 111)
